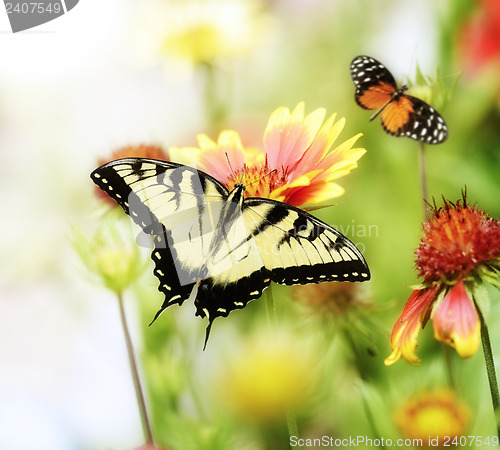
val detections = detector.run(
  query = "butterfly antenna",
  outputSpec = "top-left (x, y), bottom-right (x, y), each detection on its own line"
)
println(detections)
top-left (224, 152), bottom-right (247, 184)
top-left (245, 168), bottom-right (277, 188)
top-left (224, 152), bottom-right (237, 178)
top-left (369, 102), bottom-right (391, 121)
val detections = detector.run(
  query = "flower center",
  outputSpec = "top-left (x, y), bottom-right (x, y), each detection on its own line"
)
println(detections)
top-left (225, 162), bottom-right (288, 199)
top-left (416, 200), bottom-right (500, 281)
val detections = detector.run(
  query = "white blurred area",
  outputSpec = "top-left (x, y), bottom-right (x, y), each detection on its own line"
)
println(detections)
top-left (0, 1), bottom-right (200, 449)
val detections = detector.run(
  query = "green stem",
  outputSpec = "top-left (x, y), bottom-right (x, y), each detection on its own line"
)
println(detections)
top-left (201, 62), bottom-right (226, 134)
top-left (265, 285), bottom-right (278, 337)
top-left (265, 286), bottom-right (300, 448)
top-left (343, 329), bottom-right (385, 449)
top-left (476, 301), bottom-right (500, 441)
top-left (285, 409), bottom-right (299, 443)
top-left (117, 292), bottom-right (154, 444)
top-left (418, 142), bottom-right (428, 219)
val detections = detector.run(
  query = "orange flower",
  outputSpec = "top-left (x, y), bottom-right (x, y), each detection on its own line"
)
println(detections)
top-left (386, 194), bottom-right (500, 366)
top-left (293, 281), bottom-right (369, 317)
top-left (170, 102), bottom-right (366, 206)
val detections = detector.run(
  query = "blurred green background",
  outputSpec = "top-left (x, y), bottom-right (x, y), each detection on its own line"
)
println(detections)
top-left (1, 0), bottom-right (499, 449)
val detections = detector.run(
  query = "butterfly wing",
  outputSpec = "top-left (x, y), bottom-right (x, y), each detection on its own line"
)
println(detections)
top-left (381, 95), bottom-right (448, 144)
top-left (91, 158), bottom-right (231, 319)
top-left (193, 197), bottom-right (370, 324)
top-left (350, 55), bottom-right (398, 110)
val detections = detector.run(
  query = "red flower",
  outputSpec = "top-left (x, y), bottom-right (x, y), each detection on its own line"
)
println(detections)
top-left (459, 0), bottom-right (500, 76)
top-left (416, 196), bottom-right (500, 281)
top-left (386, 194), bottom-right (500, 366)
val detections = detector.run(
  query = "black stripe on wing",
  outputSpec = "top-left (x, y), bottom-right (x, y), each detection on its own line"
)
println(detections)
top-left (149, 227), bottom-right (198, 324)
top-left (244, 198), bottom-right (370, 284)
top-left (91, 158), bottom-right (230, 223)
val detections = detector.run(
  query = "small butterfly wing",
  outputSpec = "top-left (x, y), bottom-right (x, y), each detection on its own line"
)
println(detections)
top-left (381, 95), bottom-right (448, 144)
top-left (350, 55), bottom-right (398, 110)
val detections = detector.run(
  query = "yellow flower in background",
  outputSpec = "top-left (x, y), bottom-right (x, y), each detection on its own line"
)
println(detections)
top-left (134, 0), bottom-right (269, 67)
top-left (217, 338), bottom-right (313, 421)
top-left (395, 390), bottom-right (470, 445)
top-left (171, 102), bottom-right (366, 207)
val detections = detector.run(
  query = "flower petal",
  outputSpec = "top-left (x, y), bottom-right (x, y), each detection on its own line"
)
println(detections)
top-left (289, 114), bottom-right (341, 177)
top-left (264, 103), bottom-right (326, 169)
top-left (269, 172), bottom-right (344, 206)
top-left (274, 181), bottom-right (345, 206)
top-left (385, 287), bottom-right (440, 366)
top-left (432, 279), bottom-right (480, 359)
top-left (169, 146), bottom-right (201, 166)
top-left (171, 131), bottom-right (247, 182)
top-left (315, 134), bottom-right (364, 173)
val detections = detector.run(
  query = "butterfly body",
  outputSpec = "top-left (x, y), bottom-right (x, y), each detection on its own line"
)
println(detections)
top-left (350, 55), bottom-right (448, 144)
top-left (91, 158), bottom-right (370, 346)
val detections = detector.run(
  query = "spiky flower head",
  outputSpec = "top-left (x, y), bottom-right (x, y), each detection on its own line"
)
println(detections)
top-left (416, 195), bottom-right (500, 282)
top-left (386, 193), bottom-right (500, 366)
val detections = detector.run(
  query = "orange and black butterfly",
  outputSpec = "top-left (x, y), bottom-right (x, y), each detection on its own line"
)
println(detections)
top-left (350, 55), bottom-right (448, 144)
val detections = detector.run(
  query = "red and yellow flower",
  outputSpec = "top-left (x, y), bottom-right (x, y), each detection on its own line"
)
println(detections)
top-left (386, 194), bottom-right (500, 366)
top-left (395, 389), bottom-right (470, 443)
top-left (170, 102), bottom-right (366, 207)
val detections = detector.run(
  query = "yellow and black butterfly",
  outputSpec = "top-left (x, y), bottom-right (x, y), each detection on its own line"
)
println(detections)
top-left (350, 55), bottom-right (448, 144)
top-left (91, 158), bottom-right (370, 347)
